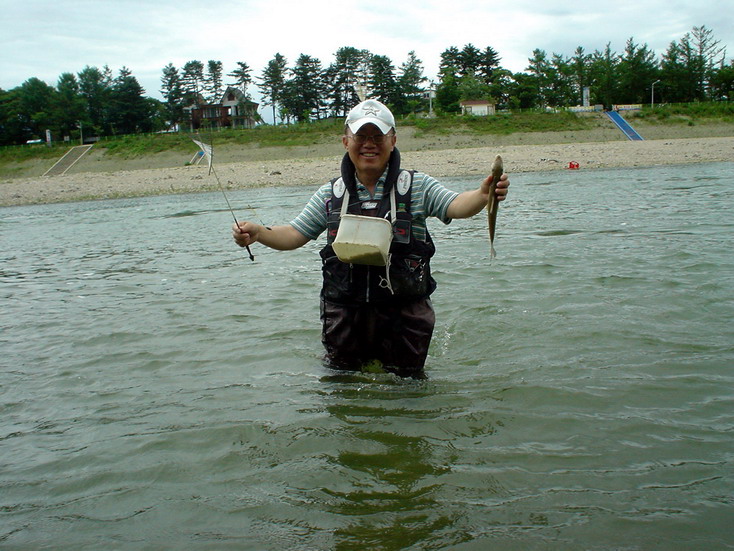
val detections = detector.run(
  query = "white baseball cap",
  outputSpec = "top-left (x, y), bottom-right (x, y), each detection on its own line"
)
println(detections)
top-left (346, 99), bottom-right (395, 134)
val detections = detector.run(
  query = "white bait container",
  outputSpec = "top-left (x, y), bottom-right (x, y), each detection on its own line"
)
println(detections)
top-left (332, 214), bottom-right (393, 266)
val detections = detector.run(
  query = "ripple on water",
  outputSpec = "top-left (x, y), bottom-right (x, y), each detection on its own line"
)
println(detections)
top-left (1, 164), bottom-right (733, 548)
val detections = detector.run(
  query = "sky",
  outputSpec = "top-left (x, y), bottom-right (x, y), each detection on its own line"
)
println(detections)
top-left (2, 0), bottom-right (732, 120)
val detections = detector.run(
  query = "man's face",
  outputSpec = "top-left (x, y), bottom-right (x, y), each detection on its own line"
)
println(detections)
top-left (342, 123), bottom-right (396, 177)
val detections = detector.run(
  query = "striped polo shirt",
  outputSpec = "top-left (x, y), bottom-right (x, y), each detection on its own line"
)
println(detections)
top-left (290, 171), bottom-right (459, 242)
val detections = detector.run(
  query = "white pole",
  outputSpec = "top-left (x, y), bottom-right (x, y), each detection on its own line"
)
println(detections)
top-left (651, 80), bottom-right (661, 109)
top-left (428, 83), bottom-right (435, 117)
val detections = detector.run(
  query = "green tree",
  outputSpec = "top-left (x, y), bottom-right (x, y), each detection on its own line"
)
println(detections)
top-left (282, 54), bottom-right (325, 122)
top-left (458, 44), bottom-right (482, 77)
top-left (478, 46), bottom-right (502, 86)
top-left (618, 38), bottom-right (659, 104)
top-left (206, 60), bottom-right (224, 102)
top-left (660, 26), bottom-right (726, 102)
top-left (692, 25), bottom-right (726, 99)
top-left (368, 54), bottom-right (399, 106)
top-left (108, 67), bottom-right (151, 134)
top-left (457, 73), bottom-right (491, 102)
top-left (526, 49), bottom-right (551, 107)
top-left (326, 46), bottom-right (371, 117)
top-left (0, 86), bottom-right (35, 144)
top-left (146, 97), bottom-right (169, 132)
top-left (660, 40), bottom-right (693, 102)
top-left (548, 53), bottom-right (576, 107)
top-left (489, 67), bottom-right (514, 108)
top-left (570, 46), bottom-right (592, 106)
top-left (181, 60), bottom-right (205, 105)
top-left (396, 50), bottom-right (427, 114)
top-left (589, 44), bottom-right (620, 109)
top-left (54, 72), bottom-right (86, 140)
top-left (435, 72), bottom-right (462, 113)
top-left (439, 46), bottom-right (461, 80)
top-left (458, 44), bottom-right (482, 78)
top-left (160, 63), bottom-right (184, 129)
top-left (78, 65), bottom-right (112, 134)
top-left (19, 77), bottom-right (57, 140)
top-left (0, 88), bottom-right (26, 145)
top-left (438, 44), bottom-right (499, 111)
top-left (258, 53), bottom-right (288, 124)
top-left (710, 59), bottom-right (734, 101)
top-left (437, 46), bottom-right (462, 111)
top-left (508, 71), bottom-right (540, 109)
top-left (228, 61), bottom-right (252, 96)
top-left (277, 80), bottom-right (297, 125)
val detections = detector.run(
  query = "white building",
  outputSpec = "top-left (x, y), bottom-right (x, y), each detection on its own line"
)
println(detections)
top-left (460, 100), bottom-right (496, 116)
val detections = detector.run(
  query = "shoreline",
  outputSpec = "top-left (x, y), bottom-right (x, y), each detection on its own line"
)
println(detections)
top-left (1, 134), bottom-right (733, 208)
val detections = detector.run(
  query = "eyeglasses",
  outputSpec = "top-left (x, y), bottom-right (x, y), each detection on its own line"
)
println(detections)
top-left (348, 132), bottom-right (394, 145)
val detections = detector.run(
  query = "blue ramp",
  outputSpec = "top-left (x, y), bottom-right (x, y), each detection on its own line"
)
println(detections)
top-left (605, 111), bottom-right (644, 140)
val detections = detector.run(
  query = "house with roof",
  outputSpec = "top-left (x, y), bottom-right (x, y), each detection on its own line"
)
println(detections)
top-left (460, 100), bottom-right (496, 116)
top-left (187, 87), bottom-right (260, 130)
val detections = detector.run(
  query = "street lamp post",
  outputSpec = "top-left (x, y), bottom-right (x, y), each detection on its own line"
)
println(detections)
top-left (427, 82), bottom-right (436, 117)
top-left (651, 80), bottom-right (661, 109)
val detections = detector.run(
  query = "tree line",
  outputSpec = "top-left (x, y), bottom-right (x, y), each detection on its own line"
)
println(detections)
top-left (157, 48), bottom-right (428, 126)
top-left (1, 25), bottom-right (731, 146)
top-left (1, 65), bottom-right (160, 147)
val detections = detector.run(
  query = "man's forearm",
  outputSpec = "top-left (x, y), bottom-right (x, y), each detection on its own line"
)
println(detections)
top-left (446, 189), bottom-right (488, 219)
top-left (256, 224), bottom-right (310, 250)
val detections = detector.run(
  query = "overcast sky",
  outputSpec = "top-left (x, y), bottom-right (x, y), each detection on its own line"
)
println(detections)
top-left (3, 0), bottom-right (731, 114)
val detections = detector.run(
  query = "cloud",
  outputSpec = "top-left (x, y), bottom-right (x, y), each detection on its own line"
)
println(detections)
top-left (1, 0), bottom-right (732, 103)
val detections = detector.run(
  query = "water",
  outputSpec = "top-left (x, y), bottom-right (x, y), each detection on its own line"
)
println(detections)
top-left (2, 163), bottom-right (733, 550)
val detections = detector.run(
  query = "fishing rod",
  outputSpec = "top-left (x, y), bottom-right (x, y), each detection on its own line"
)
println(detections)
top-left (193, 133), bottom-right (255, 261)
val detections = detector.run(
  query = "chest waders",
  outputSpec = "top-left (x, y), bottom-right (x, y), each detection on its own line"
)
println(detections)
top-left (319, 149), bottom-right (438, 375)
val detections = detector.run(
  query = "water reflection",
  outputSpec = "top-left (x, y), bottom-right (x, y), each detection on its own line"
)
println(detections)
top-left (319, 375), bottom-right (505, 548)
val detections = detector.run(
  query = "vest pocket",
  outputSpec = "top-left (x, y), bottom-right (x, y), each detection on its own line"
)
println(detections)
top-left (389, 254), bottom-right (435, 298)
top-left (321, 255), bottom-right (354, 302)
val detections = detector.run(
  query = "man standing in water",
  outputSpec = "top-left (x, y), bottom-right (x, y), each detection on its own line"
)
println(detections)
top-left (233, 99), bottom-right (509, 377)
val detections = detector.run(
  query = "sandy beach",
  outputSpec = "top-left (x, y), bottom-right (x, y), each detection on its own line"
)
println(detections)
top-left (1, 127), bottom-right (732, 207)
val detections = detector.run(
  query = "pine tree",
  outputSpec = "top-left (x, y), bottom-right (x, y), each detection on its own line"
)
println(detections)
top-left (182, 60), bottom-right (205, 105)
top-left (478, 46), bottom-right (502, 85)
top-left (618, 39), bottom-right (659, 104)
top-left (160, 63), bottom-right (184, 128)
top-left (109, 67), bottom-right (151, 134)
top-left (282, 54), bottom-right (325, 122)
top-left (589, 44), bottom-right (620, 109)
top-left (570, 46), bottom-right (592, 106)
top-left (78, 65), bottom-right (112, 134)
top-left (54, 72), bottom-right (86, 139)
top-left (368, 55), bottom-right (399, 106)
top-left (18, 77), bottom-right (56, 140)
top-left (458, 44), bottom-right (482, 78)
top-left (326, 47), bottom-right (371, 117)
top-left (229, 62), bottom-right (252, 96)
top-left (258, 53), bottom-right (288, 124)
top-left (397, 51), bottom-right (427, 114)
top-left (206, 60), bottom-right (224, 102)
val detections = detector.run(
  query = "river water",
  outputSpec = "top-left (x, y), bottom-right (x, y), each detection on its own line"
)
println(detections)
top-left (1, 162), bottom-right (733, 550)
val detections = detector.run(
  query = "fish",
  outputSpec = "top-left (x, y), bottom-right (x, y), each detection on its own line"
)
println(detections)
top-left (487, 154), bottom-right (503, 259)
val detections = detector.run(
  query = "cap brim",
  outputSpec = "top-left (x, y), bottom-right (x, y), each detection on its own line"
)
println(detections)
top-left (347, 118), bottom-right (393, 135)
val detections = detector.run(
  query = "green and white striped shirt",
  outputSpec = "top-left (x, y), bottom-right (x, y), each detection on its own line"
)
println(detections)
top-left (290, 171), bottom-right (459, 242)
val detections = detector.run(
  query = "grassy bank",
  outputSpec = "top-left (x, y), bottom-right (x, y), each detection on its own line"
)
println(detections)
top-left (1, 103), bottom-right (732, 179)
top-left (630, 101), bottom-right (734, 124)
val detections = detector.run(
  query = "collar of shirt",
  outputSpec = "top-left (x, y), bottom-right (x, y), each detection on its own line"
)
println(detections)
top-left (354, 168), bottom-right (389, 200)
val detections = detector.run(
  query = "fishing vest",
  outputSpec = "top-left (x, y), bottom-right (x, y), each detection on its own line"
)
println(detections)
top-left (320, 149), bottom-right (436, 305)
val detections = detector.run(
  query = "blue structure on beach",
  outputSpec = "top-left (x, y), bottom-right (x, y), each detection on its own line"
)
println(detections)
top-left (605, 111), bottom-right (644, 140)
